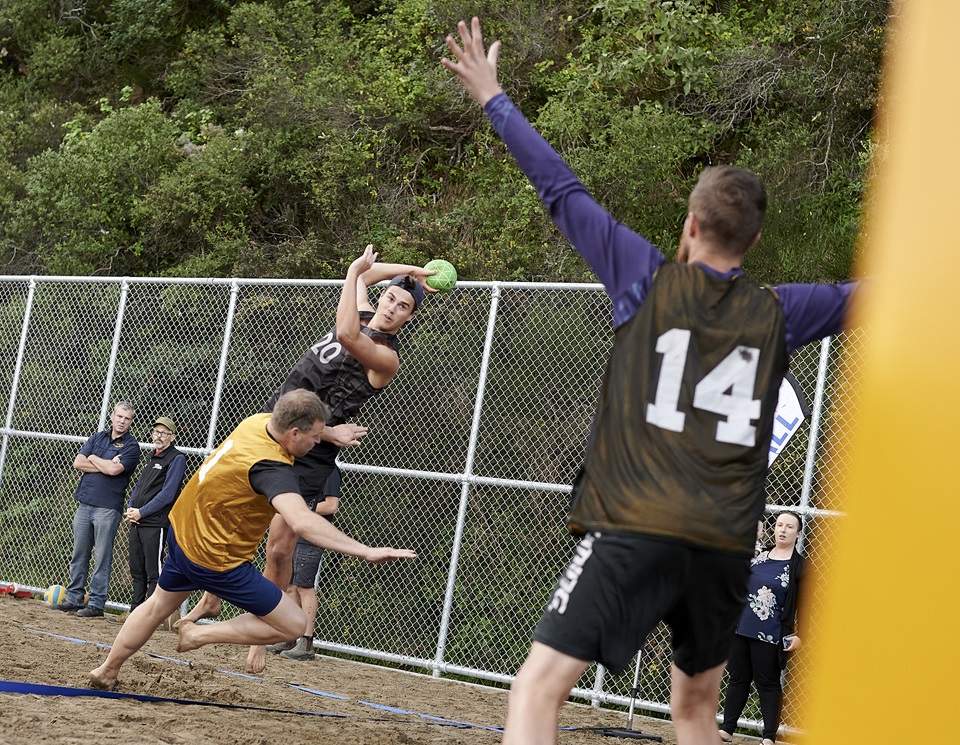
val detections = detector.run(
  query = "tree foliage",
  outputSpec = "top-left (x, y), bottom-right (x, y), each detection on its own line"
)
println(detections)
top-left (0, 0), bottom-right (889, 282)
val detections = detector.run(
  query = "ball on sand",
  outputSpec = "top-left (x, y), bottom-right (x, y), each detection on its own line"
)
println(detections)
top-left (424, 259), bottom-right (457, 292)
top-left (44, 584), bottom-right (67, 606)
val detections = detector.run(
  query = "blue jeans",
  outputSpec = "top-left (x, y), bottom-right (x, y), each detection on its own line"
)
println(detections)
top-left (67, 502), bottom-right (121, 609)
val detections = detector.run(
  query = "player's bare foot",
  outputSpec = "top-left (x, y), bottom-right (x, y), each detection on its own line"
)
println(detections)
top-left (173, 595), bottom-right (221, 628)
top-left (87, 667), bottom-right (116, 691)
top-left (245, 645), bottom-right (266, 674)
top-left (175, 620), bottom-right (203, 652)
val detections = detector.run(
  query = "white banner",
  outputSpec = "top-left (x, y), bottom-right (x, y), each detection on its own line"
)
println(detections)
top-left (769, 372), bottom-right (810, 465)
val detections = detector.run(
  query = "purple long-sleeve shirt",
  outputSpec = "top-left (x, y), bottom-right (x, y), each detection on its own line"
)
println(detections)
top-left (484, 94), bottom-right (854, 353)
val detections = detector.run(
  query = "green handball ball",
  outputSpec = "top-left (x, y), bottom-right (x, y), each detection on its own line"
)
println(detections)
top-left (424, 259), bottom-right (458, 292)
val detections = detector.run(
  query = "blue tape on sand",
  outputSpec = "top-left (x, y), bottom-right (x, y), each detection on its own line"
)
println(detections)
top-left (0, 679), bottom-right (347, 718)
top-left (146, 653), bottom-right (191, 665)
top-left (18, 626), bottom-right (504, 731)
top-left (356, 700), bottom-right (503, 732)
top-left (24, 628), bottom-right (112, 649)
top-left (286, 684), bottom-right (349, 700)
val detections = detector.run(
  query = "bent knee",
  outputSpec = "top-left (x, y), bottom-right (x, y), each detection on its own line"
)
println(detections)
top-left (270, 601), bottom-right (307, 640)
top-left (510, 667), bottom-right (567, 710)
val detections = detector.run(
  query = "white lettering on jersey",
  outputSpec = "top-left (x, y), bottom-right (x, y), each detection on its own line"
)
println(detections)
top-left (198, 439), bottom-right (234, 483)
top-left (310, 332), bottom-right (343, 365)
top-left (646, 328), bottom-right (762, 447)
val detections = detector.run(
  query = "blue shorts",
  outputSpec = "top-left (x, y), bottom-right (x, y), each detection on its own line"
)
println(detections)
top-left (158, 529), bottom-right (283, 617)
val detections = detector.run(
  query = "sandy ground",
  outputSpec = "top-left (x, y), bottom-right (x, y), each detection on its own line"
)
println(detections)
top-left (0, 594), bottom-right (703, 745)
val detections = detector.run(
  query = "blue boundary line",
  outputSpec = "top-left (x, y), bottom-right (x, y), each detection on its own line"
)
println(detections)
top-left (357, 700), bottom-right (503, 732)
top-left (0, 679), bottom-right (348, 717)
top-left (16, 626), bottom-right (504, 732)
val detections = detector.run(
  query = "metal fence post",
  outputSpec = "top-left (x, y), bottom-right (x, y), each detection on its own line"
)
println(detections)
top-left (0, 278), bottom-right (37, 494)
top-left (206, 279), bottom-right (240, 451)
top-left (798, 336), bottom-right (833, 551)
top-left (433, 283), bottom-right (502, 677)
top-left (98, 279), bottom-right (130, 427)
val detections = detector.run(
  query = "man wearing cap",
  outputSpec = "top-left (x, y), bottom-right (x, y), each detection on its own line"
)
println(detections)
top-left (124, 416), bottom-right (187, 612)
top-left (179, 244), bottom-right (437, 673)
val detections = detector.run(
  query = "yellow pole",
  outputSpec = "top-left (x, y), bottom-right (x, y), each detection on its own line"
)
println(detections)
top-left (800, 2), bottom-right (960, 742)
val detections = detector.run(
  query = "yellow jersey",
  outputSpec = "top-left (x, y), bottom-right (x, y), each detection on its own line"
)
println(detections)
top-left (169, 413), bottom-right (295, 570)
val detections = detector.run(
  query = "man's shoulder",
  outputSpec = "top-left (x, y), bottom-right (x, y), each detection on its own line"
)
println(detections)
top-left (662, 263), bottom-right (781, 298)
top-left (116, 431), bottom-right (140, 451)
top-left (234, 412), bottom-right (271, 434)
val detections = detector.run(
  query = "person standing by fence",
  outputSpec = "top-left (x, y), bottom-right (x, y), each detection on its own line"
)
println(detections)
top-left (268, 465), bottom-right (342, 661)
top-left (719, 511), bottom-right (806, 745)
top-left (124, 416), bottom-right (187, 612)
top-left (55, 402), bottom-right (140, 618)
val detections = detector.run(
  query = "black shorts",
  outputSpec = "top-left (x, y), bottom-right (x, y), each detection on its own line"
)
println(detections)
top-left (533, 531), bottom-right (751, 676)
top-left (293, 442), bottom-right (338, 499)
top-left (290, 541), bottom-right (325, 588)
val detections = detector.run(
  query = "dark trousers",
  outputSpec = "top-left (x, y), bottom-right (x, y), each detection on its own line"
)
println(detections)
top-left (128, 524), bottom-right (166, 611)
top-left (721, 634), bottom-right (783, 741)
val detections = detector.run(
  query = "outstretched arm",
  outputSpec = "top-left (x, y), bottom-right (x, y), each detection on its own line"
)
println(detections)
top-left (272, 492), bottom-right (415, 563)
top-left (442, 18), bottom-right (663, 321)
top-left (357, 260), bottom-right (437, 292)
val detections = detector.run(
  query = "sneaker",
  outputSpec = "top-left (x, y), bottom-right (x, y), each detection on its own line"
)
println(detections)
top-left (52, 601), bottom-right (84, 612)
top-left (266, 639), bottom-right (296, 654)
top-left (280, 637), bottom-right (316, 661)
top-left (76, 606), bottom-right (104, 618)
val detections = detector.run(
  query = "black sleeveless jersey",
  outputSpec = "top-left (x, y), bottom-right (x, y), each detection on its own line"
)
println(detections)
top-left (263, 314), bottom-right (399, 427)
top-left (568, 263), bottom-right (789, 555)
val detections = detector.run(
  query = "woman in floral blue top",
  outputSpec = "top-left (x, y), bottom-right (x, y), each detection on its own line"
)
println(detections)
top-left (719, 511), bottom-right (805, 744)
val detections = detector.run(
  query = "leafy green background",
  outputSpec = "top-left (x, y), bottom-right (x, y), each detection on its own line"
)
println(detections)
top-left (0, 0), bottom-right (887, 282)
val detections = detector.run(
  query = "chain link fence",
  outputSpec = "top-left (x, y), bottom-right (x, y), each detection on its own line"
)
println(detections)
top-left (0, 275), bottom-right (861, 735)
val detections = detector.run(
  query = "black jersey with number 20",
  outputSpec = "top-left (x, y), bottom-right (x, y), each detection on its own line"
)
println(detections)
top-left (569, 263), bottom-right (789, 555)
top-left (264, 315), bottom-right (399, 427)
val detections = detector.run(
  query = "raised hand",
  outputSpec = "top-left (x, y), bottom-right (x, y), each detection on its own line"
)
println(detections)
top-left (326, 422), bottom-right (369, 447)
top-left (441, 17), bottom-right (503, 106)
top-left (349, 244), bottom-right (379, 276)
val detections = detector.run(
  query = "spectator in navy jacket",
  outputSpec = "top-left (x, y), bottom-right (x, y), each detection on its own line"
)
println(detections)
top-left (124, 416), bottom-right (186, 611)
top-left (55, 402), bottom-right (140, 618)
